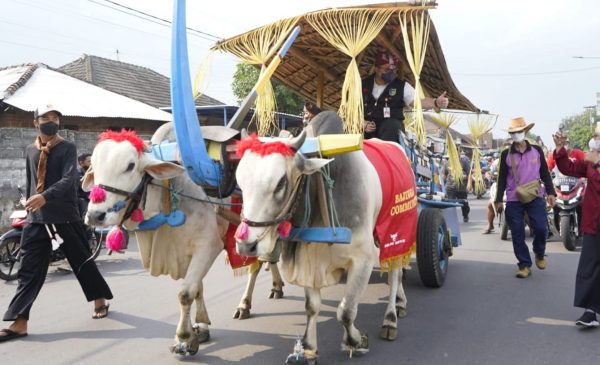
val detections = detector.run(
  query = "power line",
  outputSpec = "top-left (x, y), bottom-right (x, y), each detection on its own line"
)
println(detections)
top-left (454, 66), bottom-right (600, 77)
top-left (87, 0), bottom-right (222, 41)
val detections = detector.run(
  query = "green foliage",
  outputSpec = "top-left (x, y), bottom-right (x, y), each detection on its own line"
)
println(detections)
top-left (231, 64), bottom-right (304, 115)
top-left (559, 110), bottom-right (598, 150)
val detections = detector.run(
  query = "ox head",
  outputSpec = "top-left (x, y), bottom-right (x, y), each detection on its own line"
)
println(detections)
top-left (235, 131), bottom-right (332, 256)
top-left (83, 130), bottom-right (185, 227)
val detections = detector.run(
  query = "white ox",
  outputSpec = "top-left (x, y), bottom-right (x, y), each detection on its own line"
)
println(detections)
top-left (235, 114), bottom-right (408, 363)
top-left (83, 123), bottom-right (284, 355)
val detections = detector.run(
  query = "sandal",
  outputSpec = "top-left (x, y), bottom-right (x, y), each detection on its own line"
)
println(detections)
top-left (0, 328), bottom-right (28, 342)
top-left (482, 228), bottom-right (495, 234)
top-left (93, 303), bottom-right (110, 319)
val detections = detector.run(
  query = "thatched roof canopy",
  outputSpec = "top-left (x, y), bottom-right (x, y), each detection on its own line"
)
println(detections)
top-left (213, 2), bottom-right (478, 113)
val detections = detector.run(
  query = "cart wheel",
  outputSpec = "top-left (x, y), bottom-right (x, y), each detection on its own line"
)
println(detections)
top-left (500, 216), bottom-right (509, 241)
top-left (417, 208), bottom-right (450, 288)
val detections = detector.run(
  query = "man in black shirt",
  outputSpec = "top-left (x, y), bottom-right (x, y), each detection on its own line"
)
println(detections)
top-left (362, 52), bottom-right (449, 142)
top-left (0, 104), bottom-right (113, 343)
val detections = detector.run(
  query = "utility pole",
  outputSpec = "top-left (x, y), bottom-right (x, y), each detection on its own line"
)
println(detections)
top-left (115, 49), bottom-right (120, 61)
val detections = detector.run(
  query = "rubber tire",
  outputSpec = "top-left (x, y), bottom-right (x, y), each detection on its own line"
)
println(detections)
top-left (560, 215), bottom-right (576, 251)
top-left (501, 217), bottom-right (509, 241)
top-left (89, 231), bottom-right (103, 260)
top-left (416, 208), bottom-right (449, 288)
top-left (0, 236), bottom-right (21, 281)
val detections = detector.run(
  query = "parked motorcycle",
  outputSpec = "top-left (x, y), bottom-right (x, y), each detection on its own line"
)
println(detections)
top-left (553, 175), bottom-right (585, 251)
top-left (0, 187), bottom-right (107, 281)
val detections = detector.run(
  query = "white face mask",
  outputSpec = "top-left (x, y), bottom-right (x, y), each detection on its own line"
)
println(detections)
top-left (510, 132), bottom-right (525, 142)
top-left (588, 138), bottom-right (600, 151)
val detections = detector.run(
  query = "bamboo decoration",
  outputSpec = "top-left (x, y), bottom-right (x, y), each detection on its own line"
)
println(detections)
top-left (192, 51), bottom-right (213, 101)
top-left (212, 17), bottom-right (300, 135)
top-left (399, 8), bottom-right (431, 146)
top-left (467, 115), bottom-right (496, 196)
top-left (305, 9), bottom-right (394, 134)
top-left (428, 113), bottom-right (463, 184)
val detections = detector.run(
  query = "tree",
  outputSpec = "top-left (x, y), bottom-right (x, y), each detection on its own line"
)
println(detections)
top-left (231, 64), bottom-right (304, 115)
top-left (559, 110), bottom-right (597, 150)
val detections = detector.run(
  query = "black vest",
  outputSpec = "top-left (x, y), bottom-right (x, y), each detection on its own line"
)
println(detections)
top-left (362, 74), bottom-right (406, 123)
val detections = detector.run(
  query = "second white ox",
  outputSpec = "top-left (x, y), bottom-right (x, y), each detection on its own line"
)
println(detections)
top-left (83, 123), bottom-right (283, 355)
top-left (235, 114), bottom-right (410, 364)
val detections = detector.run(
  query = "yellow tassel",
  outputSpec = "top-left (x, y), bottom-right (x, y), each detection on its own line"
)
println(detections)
top-left (305, 8), bottom-right (394, 134)
top-left (467, 115), bottom-right (496, 195)
top-left (192, 51), bottom-right (213, 101)
top-left (428, 113), bottom-right (463, 184)
top-left (379, 243), bottom-right (416, 275)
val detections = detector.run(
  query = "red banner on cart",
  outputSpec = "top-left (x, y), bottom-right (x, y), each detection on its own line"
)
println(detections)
top-left (363, 139), bottom-right (418, 271)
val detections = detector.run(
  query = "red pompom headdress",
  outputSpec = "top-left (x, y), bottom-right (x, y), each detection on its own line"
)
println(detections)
top-left (236, 133), bottom-right (295, 159)
top-left (97, 129), bottom-right (147, 155)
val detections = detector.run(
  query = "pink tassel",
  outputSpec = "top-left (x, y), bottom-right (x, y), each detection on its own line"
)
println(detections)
top-left (131, 208), bottom-right (144, 222)
top-left (90, 186), bottom-right (106, 203)
top-left (235, 222), bottom-right (249, 240)
top-left (106, 226), bottom-right (125, 251)
top-left (277, 220), bottom-right (292, 238)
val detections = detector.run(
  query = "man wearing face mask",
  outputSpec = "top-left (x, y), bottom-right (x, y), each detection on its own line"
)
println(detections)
top-left (0, 105), bottom-right (113, 343)
top-left (362, 52), bottom-right (449, 142)
top-left (553, 128), bottom-right (600, 327)
top-left (494, 117), bottom-right (556, 278)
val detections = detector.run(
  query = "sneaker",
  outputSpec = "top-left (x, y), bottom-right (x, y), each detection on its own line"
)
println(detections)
top-left (575, 311), bottom-right (599, 327)
top-left (535, 254), bottom-right (547, 270)
top-left (516, 266), bottom-right (531, 278)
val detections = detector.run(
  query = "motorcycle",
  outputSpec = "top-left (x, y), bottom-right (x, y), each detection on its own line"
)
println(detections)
top-left (553, 175), bottom-right (585, 251)
top-left (0, 187), bottom-right (108, 281)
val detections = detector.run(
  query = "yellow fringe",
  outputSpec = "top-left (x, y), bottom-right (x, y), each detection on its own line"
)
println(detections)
top-left (428, 113), bottom-right (463, 184)
top-left (399, 9), bottom-right (431, 146)
top-left (212, 17), bottom-right (300, 136)
top-left (305, 8), bottom-right (394, 134)
top-left (467, 115), bottom-right (496, 195)
top-left (380, 242), bottom-right (416, 274)
top-left (192, 51), bottom-right (213, 101)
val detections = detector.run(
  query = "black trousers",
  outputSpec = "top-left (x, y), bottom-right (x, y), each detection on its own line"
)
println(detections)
top-left (365, 117), bottom-right (405, 143)
top-left (574, 231), bottom-right (600, 313)
top-left (446, 190), bottom-right (470, 219)
top-left (3, 222), bottom-right (113, 321)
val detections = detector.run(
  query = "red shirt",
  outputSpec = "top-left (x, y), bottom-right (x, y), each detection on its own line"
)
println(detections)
top-left (547, 148), bottom-right (584, 170)
top-left (554, 147), bottom-right (600, 234)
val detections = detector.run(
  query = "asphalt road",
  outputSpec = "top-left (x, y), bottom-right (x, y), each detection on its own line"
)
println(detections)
top-left (1, 198), bottom-right (599, 365)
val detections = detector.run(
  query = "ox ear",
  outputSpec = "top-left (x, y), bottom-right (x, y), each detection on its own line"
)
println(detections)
top-left (294, 154), bottom-right (333, 175)
top-left (143, 159), bottom-right (186, 180)
top-left (81, 166), bottom-right (95, 192)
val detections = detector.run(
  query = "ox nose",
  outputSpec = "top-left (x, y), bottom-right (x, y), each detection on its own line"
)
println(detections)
top-left (87, 211), bottom-right (106, 225)
top-left (236, 240), bottom-right (258, 257)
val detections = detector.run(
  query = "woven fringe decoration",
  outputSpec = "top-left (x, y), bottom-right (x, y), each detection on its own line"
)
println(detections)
top-left (428, 113), bottom-right (463, 184)
top-left (212, 17), bottom-right (300, 136)
top-left (399, 8), bottom-right (431, 146)
top-left (380, 243), bottom-right (416, 274)
top-left (305, 9), bottom-right (394, 134)
top-left (467, 115), bottom-right (496, 195)
top-left (192, 51), bottom-right (213, 101)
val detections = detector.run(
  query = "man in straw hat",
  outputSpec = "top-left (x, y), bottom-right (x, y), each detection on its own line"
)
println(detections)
top-left (553, 126), bottom-right (600, 327)
top-left (362, 51), bottom-right (449, 142)
top-left (494, 117), bottom-right (556, 278)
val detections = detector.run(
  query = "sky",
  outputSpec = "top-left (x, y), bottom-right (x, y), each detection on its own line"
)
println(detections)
top-left (1, 0), bottom-right (599, 147)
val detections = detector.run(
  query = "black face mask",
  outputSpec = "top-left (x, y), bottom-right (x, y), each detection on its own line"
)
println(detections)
top-left (381, 71), bottom-right (396, 83)
top-left (39, 122), bottom-right (59, 136)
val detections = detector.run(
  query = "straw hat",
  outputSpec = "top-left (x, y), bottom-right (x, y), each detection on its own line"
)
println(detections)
top-left (506, 117), bottom-right (534, 133)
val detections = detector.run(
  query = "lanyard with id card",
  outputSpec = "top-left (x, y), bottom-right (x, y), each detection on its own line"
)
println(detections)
top-left (383, 97), bottom-right (390, 118)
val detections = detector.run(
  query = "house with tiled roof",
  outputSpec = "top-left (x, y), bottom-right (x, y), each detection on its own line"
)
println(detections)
top-left (58, 54), bottom-right (223, 109)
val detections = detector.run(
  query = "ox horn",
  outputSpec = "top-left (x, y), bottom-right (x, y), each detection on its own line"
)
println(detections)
top-left (288, 130), bottom-right (306, 152)
top-left (240, 128), bottom-right (249, 139)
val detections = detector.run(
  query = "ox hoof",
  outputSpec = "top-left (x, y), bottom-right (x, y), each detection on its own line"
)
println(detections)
top-left (193, 326), bottom-right (210, 344)
top-left (379, 325), bottom-right (398, 341)
top-left (170, 342), bottom-right (191, 356)
top-left (396, 307), bottom-right (407, 318)
top-left (269, 288), bottom-right (284, 299)
top-left (286, 353), bottom-right (317, 365)
top-left (340, 333), bottom-right (369, 356)
top-left (233, 307), bottom-right (251, 320)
